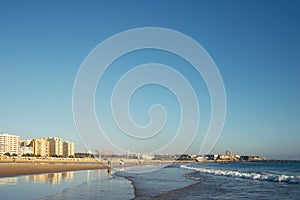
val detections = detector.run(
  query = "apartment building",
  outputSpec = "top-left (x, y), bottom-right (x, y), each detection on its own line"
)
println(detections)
top-left (63, 141), bottom-right (74, 157)
top-left (32, 138), bottom-right (49, 157)
top-left (0, 133), bottom-right (20, 155)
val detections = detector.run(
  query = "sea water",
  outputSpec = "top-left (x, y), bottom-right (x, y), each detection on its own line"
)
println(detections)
top-left (116, 161), bottom-right (300, 199)
top-left (161, 161), bottom-right (300, 200)
top-left (0, 161), bottom-right (299, 199)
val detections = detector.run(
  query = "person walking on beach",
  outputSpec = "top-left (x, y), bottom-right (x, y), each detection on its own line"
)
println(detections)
top-left (107, 168), bottom-right (112, 175)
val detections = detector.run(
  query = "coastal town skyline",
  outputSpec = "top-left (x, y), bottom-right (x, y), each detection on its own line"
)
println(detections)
top-left (0, 132), bottom-right (267, 164)
top-left (0, 133), bottom-right (74, 158)
top-left (0, 131), bottom-right (295, 161)
top-left (0, 1), bottom-right (299, 160)
top-left (1, 2), bottom-right (299, 200)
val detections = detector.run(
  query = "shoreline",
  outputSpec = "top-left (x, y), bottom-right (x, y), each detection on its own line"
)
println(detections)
top-left (1, 158), bottom-right (294, 178)
top-left (0, 159), bottom-right (170, 178)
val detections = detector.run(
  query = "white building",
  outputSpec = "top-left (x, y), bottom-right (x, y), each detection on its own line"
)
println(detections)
top-left (19, 139), bottom-right (33, 155)
top-left (0, 133), bottom-right (20, 155)
top-left (20, 146), bottom-right (33, 155)
top-left (20, 139), bottom-right (32, 147)
top-left (141, 154), bottom-right (154, 160)
top-left (196, 156), bottom-right (205, 162)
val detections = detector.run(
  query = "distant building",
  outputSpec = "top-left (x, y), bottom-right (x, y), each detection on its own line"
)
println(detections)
top-left (219, 155), bottom-right (232, 160)
top-left (141, 154), bottom-right (154, 160)
top-left (240, 155), bottom-right (261, 161)
top-left (48, 137), bottom-right (63, 157)
top-left (205, 154), bottom-right (215, 160)
top-left (63, 141), bottom-right (74, 157)
top-left (196, 156), bottom-right (205, 162)
top-left (20, 139), bottom-right (32, 147)
top-left (226, 150), bottom-right (232, 156)
top-left (214, 154), bottom-right (219, 160)
top-left (32, 138), bottom-right (49, 157)
top-left (20, 140), bottom-right (34, 155)
top-left (20, 139), bottom-right (33, 155)
top-left (0, 133), bottom-right (20, 155)
top-left (20, 146), bottom-right (33, 155)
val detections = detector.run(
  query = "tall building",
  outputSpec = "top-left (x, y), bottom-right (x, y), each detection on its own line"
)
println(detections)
top-left (226, 149), bottom-right (232, 156)
top-left (63, 141), bottom-right (74, 157)
top-left (48, 137), bottom-right (63, 156)
top-left (0, 133), bottom-right (20, 155)
top-left (32, 138), bottom-right (49, 157)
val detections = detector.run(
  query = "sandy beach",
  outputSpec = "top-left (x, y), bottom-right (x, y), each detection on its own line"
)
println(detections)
top-left (0, 163), bottom-right (108, 178)
top-left (0, 156), bottom-right (178, 178)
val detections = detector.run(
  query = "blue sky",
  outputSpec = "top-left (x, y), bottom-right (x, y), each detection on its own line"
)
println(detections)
top-left (0, 0), bottom-right (299, 159)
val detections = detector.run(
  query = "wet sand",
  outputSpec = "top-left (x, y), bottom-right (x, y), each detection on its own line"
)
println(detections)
top-left (0, 158), bottom-right (178, 178)
top-left (0, 163), bottom-right (108, 178)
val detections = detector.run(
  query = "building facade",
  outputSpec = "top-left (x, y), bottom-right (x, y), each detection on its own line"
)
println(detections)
top-left (20, 146), bottom-right (33, 155)
top-left (63, 141), bottom-right (74, 157)
top-left (0, 133), bottom-right (20, 155)
top-left (32, 138), bottom-right (49, 157)
top-left (20, 139), bottom-right (33, 155)
top-left (48, 137), bottom-right (63, 156)
top-left (20, 139), bottom-right (32, 147)
top-left (1, 134), bottom-right (75, 157)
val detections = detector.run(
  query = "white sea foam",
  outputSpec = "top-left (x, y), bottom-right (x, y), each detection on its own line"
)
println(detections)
top-left (180, 165), bottom-right (300, 184)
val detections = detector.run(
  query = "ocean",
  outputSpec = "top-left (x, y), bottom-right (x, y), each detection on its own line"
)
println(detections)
top-left (0, 161), bottom-right (299, 199)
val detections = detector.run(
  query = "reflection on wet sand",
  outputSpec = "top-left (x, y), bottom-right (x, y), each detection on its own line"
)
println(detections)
top-left (28, 171), bottom-right (74, 184)
top-left (0, 168), bottom-right (115, 187)
top-left (0, 171), bottom-right (74, 185)
top-left (0, 177), bottom-right (18, 185)
top-left (0, 169), bottom-right (122, 200)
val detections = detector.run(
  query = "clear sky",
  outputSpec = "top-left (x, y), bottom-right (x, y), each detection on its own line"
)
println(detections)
top-left (0, 0), bottom-right (299, 159)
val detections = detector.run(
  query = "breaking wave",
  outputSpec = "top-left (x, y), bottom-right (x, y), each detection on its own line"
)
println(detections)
top-left (180, 165), bottom-right (300, 184)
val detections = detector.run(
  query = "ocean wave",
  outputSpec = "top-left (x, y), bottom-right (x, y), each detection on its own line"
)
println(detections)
top-left (180, 165), bottom-right (300, 184)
